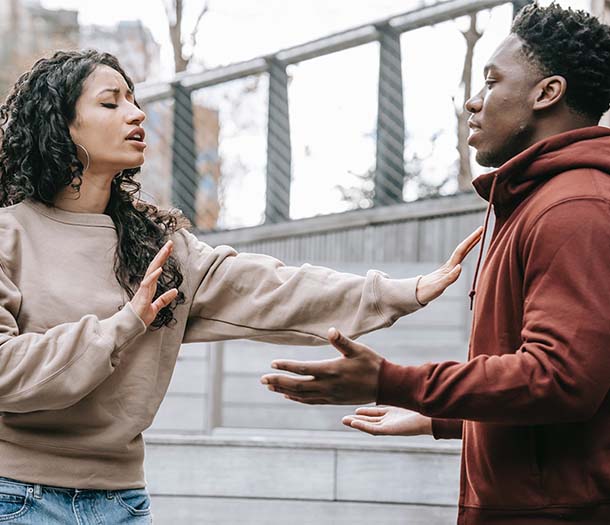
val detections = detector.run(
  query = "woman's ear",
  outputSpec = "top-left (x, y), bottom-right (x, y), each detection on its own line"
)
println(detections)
top-left (533, 75), bottom-right (567, 111)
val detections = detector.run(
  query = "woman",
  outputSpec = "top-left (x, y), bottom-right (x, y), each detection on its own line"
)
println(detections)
top-left (0, 50), bottom-right (480, 523)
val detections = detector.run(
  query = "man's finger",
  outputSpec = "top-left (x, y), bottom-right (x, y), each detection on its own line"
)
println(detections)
top-left (269, 359), bottom-right (336, 377)
top-left (327, 327), bottom-right (368, 357)
top-left (355, 406), bottom-right (388, 416)
top-left (344, 418), bottom-right (380, 435)
top-left (260, 373), bottom-right (316, 391)
top-left (348, 414), bottom-right (383, 423)
top-left (267, 384), bottom-right (322, 397)
top-left (448, 227), bottom-right (483, 266)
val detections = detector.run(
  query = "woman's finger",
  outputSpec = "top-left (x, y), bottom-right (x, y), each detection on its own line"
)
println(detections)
top-left (151, 288), bottom-right (178, 312)
top-left (144, 240), bottom-right (173, 278)
top-left (447, 227), bottom-right (483, 266)
top-left (143, 267), bottom-right (163, 285)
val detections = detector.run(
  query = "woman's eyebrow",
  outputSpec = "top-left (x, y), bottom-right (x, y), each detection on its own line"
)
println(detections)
top-left (96, 87), bottom-right (134, 97)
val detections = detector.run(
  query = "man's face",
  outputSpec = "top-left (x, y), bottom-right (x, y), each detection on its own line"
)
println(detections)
top-left (466, 34), bottom-right (543, 168)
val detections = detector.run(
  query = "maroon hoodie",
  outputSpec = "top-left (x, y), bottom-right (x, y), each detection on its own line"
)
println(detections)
top-left (378, 126), bottom-right (610, 524)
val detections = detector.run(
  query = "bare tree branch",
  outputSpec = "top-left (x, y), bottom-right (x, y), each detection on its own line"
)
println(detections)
top-left (186, 1), bottom-right (210, 63)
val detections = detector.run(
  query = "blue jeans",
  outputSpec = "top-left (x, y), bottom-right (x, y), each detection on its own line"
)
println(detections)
top-left (0, 476), bottom-right (153, 524)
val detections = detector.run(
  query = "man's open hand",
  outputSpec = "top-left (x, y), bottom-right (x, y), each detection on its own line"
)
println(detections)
top-left (260, 328), bottom-right (383, 405)
top-left (343, 406), bottom-right (432, 436)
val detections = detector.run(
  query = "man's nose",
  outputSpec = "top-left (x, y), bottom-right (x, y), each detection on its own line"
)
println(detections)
top-left (464, 90), bottom-right (483, 114)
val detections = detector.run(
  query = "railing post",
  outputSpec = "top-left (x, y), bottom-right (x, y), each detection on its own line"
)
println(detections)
top-left (265, 57), bottom-right (292, 224)
top-left (374, 23), bottom-right (405, 207)
top-left (171, 82), bottom-right (198, 225)
top-left (205, 342), bottom-right (224, 433)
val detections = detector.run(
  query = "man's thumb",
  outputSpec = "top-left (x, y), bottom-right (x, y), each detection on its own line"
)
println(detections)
top-left (328, 327), bottom-right (355, 357)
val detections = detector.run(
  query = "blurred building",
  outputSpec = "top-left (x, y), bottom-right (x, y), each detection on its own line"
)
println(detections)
top-left (139, 100), bottom-right (222, 231)
top-left (0, 0), bottom-right (78, 97)
top-left (79, 21), bottom-right (160, 83)
top-left (0, 1), bottom-right (160, 94)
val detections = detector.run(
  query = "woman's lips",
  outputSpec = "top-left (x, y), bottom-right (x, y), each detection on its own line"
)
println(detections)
top-left (127, 139), bottom-right (147, 150)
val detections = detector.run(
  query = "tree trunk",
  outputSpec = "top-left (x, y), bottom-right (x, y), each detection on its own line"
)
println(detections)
top-left (169, 0), bottom-right (188, 73)
top-left (456, 14), bottom-right (482, 192)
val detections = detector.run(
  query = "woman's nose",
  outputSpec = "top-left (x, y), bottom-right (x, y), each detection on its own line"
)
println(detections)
top-left (127, 104), bottom-right (146, 125)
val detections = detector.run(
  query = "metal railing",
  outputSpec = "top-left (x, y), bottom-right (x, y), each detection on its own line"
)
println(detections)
top-left (136, 0), bottom-right (527, 231)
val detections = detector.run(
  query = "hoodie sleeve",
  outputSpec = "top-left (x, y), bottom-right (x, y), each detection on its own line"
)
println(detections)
top-left (377, 199), bottom-right (610, 425)
top-left (431, 418), bottom-right (463, 439)
top-left (178, 229), bottom-right (423, 345)
top-left (0, 253), bottom-right (147, 413)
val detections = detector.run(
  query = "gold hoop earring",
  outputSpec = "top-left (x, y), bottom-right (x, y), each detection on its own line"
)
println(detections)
top-left (75, 143), bottom-right (90, 172)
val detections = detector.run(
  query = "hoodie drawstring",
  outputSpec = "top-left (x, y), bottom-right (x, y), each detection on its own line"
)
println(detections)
top-left (469, 173), bottom-right (497, 310)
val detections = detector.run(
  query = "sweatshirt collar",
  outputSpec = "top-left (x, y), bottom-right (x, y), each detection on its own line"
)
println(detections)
top-left (23, 198), bottom-right (116, 229)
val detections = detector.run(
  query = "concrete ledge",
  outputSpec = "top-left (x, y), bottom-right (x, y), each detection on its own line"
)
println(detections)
top-left (149, 496), bottom-right (458, 525)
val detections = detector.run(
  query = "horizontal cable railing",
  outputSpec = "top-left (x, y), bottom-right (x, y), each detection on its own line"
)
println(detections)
top-left (136, 0), bottom-right (526, 231)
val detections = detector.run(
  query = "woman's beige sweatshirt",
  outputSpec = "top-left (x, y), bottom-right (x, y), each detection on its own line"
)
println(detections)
top-left (0, 198), bottom-right (422, 489)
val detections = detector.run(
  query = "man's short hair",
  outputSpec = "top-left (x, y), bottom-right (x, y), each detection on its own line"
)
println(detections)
top-left (512, 2), bottom-right (610, 121)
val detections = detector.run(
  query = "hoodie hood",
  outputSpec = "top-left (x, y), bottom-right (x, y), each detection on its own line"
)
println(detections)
top-left (468, 125), bottom-right (610, 310)
top-left (473, 126), bottom-right (610, 210)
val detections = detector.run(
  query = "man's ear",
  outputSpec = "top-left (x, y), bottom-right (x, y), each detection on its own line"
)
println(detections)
top-left (533, 75), bottom-right (567, 111)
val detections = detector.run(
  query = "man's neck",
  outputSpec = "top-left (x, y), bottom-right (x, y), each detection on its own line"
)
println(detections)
top-left (529, 114), bottom-right (599, 147)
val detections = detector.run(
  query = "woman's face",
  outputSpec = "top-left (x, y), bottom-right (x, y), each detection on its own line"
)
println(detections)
top-left (69, 65), bottom-right (147, 175)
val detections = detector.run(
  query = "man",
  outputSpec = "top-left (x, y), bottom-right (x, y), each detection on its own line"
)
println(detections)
top-left (261, 3), bottom-right (610, 524)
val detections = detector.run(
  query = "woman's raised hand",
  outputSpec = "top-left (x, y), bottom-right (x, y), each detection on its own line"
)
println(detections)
top-left (415, 227), bottom-right (483, 305)
top-left (128, 240), bottom-right (179, 327)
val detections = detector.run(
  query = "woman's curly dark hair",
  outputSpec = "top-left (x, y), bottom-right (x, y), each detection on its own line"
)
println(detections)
top-left (512, 2), bottom-right (610, 121)
top-left (0, 50), bottom-right (191, 330)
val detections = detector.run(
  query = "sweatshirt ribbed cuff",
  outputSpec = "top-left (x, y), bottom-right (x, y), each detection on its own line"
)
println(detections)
top-left (99, 302), bottom-right (147, 358)
top-left (431, 418), bottom-right (463, 440)
top-left (376, 358), bottom-right (421, 410)
top-left (375, 275), bottom-right (425, 325)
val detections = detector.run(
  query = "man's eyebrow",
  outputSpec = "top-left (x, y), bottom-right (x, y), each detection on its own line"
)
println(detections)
top-left (96, 87), bottom-right (134, 97)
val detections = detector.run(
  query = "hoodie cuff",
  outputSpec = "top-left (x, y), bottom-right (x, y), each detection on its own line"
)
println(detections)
top-left (431, 418), bottom-right (463, 440)
top-left (99, 302), bottom-right (147, 357)
top-left (374, 274), bottom-right (425, 326)
top-left (376, 358), bottom-right (421, 410)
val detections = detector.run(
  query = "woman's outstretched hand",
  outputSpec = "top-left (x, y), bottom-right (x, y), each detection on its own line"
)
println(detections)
top-left (129, 240), bottom-right (178, 327)
top-left (342, 406), bottom-right (432, 436)
top-left (415, 226), bottom-right (483, 305)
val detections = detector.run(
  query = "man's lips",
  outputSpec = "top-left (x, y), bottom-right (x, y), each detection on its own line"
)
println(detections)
top-left (467, 121), bottom-right (482, 146)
